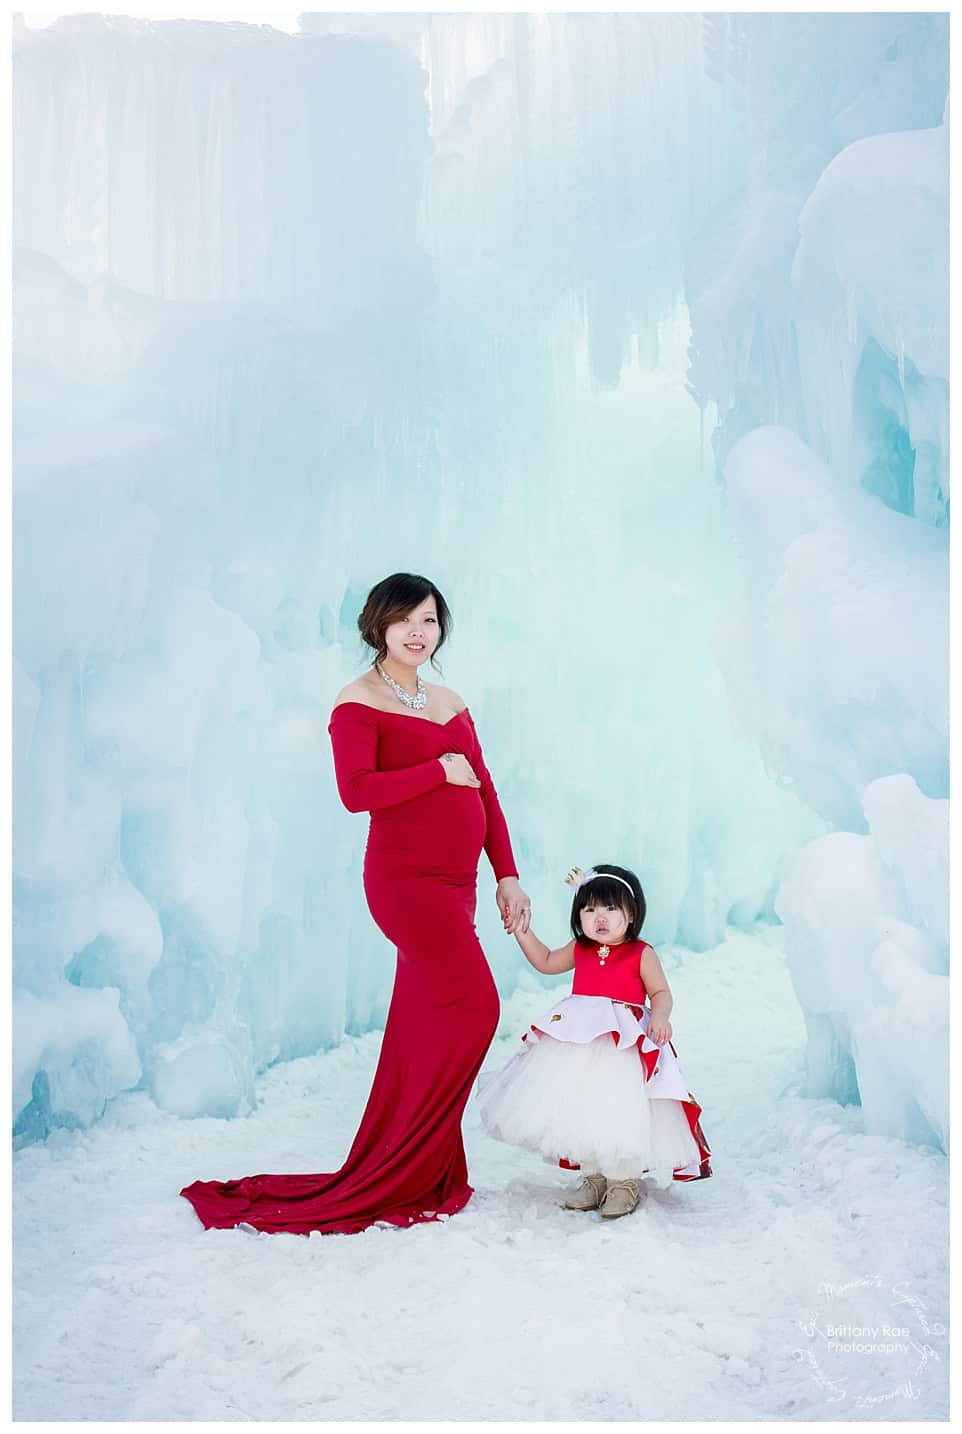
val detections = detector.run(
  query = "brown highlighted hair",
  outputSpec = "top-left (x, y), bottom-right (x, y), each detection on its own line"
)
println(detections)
top-left (570, 864), bottom-right (647, 943)
top-left (357, 572), bottom-right (452, 671)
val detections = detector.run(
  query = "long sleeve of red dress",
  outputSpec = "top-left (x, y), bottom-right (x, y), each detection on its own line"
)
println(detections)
top-left (465, 712), bottom-right (518, 882)
top-left (328, 703), bottom-right (518, 883)
top-left (329, 703), bottom-right (447, 812)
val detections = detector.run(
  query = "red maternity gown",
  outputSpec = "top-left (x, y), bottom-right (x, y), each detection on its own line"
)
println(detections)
top-left (179, 702), bottom-right (517, 1235)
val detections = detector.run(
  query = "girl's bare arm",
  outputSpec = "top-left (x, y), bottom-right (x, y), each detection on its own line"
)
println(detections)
top-left (514, 927), bottom-right (576, 975)
top-left (640, 943), bottom-right (673, 1019)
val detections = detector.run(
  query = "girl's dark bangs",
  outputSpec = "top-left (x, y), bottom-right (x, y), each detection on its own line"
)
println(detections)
top-left (580, 876), bottom-right (635, 909)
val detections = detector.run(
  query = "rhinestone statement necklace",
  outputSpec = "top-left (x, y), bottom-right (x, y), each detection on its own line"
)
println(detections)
top-left (376, 661), bottom-right (427, 710)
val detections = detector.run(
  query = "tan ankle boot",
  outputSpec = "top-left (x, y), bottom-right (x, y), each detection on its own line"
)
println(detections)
top-left (599, 1178), bottom-right (640, 1218)
top-left (563, 1172), bottom-right (608, 1210)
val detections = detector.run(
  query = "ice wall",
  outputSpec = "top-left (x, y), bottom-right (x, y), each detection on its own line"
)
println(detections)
top-left (776, 773), bottom-right (948, 1151)
top-left (718, 427), bottom-right (948, 1150)
top-left (703, 13), bottom-right (949, 1151)
top-left (685, 11), bottom-right (949, 519)
top-left (12, 12), bottom-right (948, 1144)
top-left (718, 427), bottom-right (947, 833)
top-left (14, 16), bottom-right (444, 1139)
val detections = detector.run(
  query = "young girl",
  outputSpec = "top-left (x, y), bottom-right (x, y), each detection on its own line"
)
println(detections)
top-left (478, 863), bottom-right (712, 1218)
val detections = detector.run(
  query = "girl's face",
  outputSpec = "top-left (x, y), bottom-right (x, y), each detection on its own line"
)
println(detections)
top-left (580, 899), bottom-right (631, 945)
top-left (383, 597), bottom-right (439, 668)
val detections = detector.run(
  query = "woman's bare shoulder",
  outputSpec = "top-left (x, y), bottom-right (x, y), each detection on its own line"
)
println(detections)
top-left (331, 675), bottom-right (381, 711)
top-left (433, 683), bottom-right (469, 713)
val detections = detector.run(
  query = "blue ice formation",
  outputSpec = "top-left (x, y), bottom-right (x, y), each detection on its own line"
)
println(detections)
top-left (720, 428), bottom-right (948, 1150)
top-left (777, 774), bottom-right (948, 1151)
top-left (12, 12), bottom-right (948, 1146)
top-left (697, 15), bottom-right (948, 1152)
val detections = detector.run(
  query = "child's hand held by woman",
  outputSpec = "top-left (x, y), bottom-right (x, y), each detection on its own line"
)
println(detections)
top-left (496, 876), bottom-right (532, 934)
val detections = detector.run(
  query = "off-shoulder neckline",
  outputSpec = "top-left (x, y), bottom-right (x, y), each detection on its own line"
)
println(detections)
top-left (330, 701), bottom-right (471, 730)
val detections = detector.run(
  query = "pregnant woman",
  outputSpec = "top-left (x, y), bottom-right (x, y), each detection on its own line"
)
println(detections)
top-left (180, 572), bottom-right (530, 1235)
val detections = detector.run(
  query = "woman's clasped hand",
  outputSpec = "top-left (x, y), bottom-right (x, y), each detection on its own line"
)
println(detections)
top-left (438, 751), bottom-right (481, 787)
top-left (496, 875), bottom-right (531, 935)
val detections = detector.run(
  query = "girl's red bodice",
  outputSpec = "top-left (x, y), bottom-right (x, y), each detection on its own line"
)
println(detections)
top-left (570, 938), bottom-right (649, 1005)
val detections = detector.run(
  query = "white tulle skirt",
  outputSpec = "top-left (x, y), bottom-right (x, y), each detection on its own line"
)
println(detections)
top-left (477, 995), bottom-right (705, 1181)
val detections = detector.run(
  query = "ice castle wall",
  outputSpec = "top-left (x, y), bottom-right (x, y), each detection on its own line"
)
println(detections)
top-left (695, 12), bottom-right (948, 1151)
top-left (12, 13), bottom-right (948, 1145)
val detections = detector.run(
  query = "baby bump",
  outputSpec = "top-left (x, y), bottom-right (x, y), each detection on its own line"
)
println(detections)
top-left (367, 785), bottom-right (488, 875)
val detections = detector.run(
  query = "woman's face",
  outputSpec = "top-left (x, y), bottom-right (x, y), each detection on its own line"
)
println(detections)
top-left (382, 596), bottom-right (440, 668)
top-left (580, 899), bottom-right (630, 945)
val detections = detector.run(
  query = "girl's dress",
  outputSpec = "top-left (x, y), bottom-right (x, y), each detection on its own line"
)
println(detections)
top-left (478, 937), bottom-right (712, 1182)
top-left (180, 702), bottom-right (516, 1235)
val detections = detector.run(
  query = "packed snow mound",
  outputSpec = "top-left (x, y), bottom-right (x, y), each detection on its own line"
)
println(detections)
top-left (13, 985), bottom-right (141, 1141)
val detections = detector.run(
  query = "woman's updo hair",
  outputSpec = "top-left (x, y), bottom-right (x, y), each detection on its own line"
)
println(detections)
top-left (570, 864), bottom-right (647, 943)
top-left (358, 572), bottom-right (452, 672)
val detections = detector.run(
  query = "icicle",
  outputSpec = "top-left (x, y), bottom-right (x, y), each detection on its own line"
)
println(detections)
top-left (845, 284), bottom-right (858, 346)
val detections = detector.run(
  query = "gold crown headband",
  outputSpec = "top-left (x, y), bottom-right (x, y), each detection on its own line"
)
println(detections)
top-left (564, 866), bottom-right (635, 898)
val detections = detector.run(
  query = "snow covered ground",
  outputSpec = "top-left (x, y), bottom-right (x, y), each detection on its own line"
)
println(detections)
top-left (13, 928), bottom-right (948, 1421)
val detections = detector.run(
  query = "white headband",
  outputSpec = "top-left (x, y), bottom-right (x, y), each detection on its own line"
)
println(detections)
top-left (565, 866), bottom-right (635, 898)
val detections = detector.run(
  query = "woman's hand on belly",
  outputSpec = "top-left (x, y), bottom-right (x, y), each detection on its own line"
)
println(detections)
top-left (438, 752), bottom-right (481, 788)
